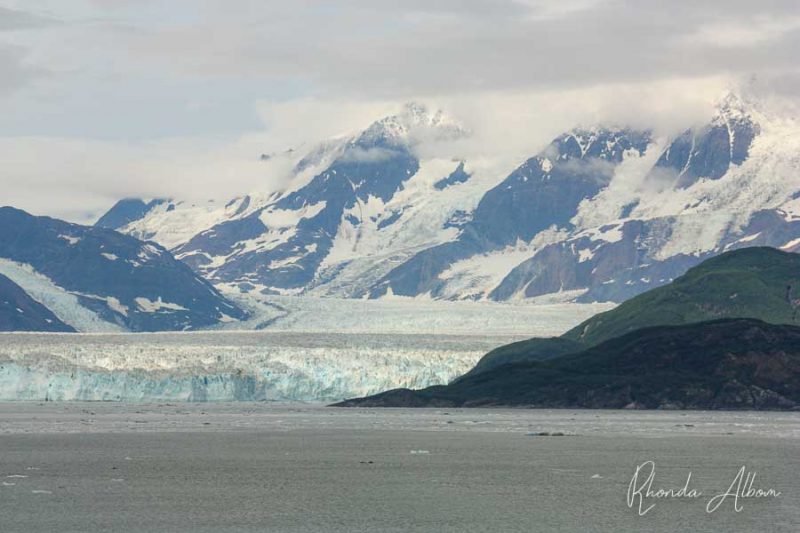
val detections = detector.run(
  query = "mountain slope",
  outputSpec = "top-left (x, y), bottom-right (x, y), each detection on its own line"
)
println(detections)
top-left (0, 207), bottom-right (247, 332)
top-left (563, 247), bottom-right (800, 345)
top-left (463, 247), bottom-right (799, 377)
top-left (335, 319), bottom-right (800, 410)
top-left (99, 92), bottom-right (800, 305)
top-left (458, 336), bottom-right (583, 379)
top-left (0, 273), bottom-right (75, 332)
top-left (368, 128), bottom-right (652, 299)
top-left (486, 93), bottom-right (800, 303)
top-left (95, 198), bottom-right (167, 230)
top-left (161, 103), bottom-right (479, 295)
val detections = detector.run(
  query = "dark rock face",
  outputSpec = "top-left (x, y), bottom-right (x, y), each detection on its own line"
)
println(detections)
top-left (470, 129), bottom-right (650, 247)
top-left (335, 319), bottom-right (800, 410)
top-left (490, 218), bottom-right (696, 302)
top-left (376, 210), bottom-right (403, 230)
top-left (433, 162), bottom-right (471, 190)
top-left (0, 207), bottom-right (247, 331)
top-left (370, 128), bottom-right (652, 298)
top-left (648, 107), bottom-right (758, 189)
top-left (490, 209), bottom-right (800, 303)
top-left (0, 274), bottom-right (75, 332)
top-left (95, 198), bottom-right (168, 230)
top-left (177, 215), bottom-right (268, 270)
top-left (176, 117), bottom-right (424, 291)
top-left (369, 240), bottom-right (481, 298)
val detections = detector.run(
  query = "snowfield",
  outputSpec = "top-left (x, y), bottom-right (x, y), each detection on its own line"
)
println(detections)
top-left (218, 293), bottom-right (611, 336)
top-left (0, 299), bottom-right (609, 402)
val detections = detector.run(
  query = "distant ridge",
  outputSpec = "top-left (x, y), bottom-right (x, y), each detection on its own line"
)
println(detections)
top-left (99, 91), bottom-right (800, 304)
top-left (0, 206), bottom-right (248, 332)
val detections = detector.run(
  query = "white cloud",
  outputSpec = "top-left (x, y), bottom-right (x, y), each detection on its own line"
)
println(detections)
top-left (254, 98), bottom-right (397, 149)
top-left (0, 134), bottom-right (289, 222)
top-left (0, 75), bottom-right (736, 223)
top-left (684, 15), bottom-right (800, 48)
top-left (0, 1), bottom-right (799, 221)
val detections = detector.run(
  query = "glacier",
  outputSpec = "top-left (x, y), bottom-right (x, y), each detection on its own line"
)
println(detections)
top-left (0, 331), bottom-right (522, 402)
top-left (217, 294), bottom-right (611, 335)
top-left (0, 299), bottom-right (609, 402)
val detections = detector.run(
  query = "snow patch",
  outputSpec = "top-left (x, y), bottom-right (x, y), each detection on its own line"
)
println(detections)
top-left (106, 297), bottom-right (129, 317)
top-left (259, 201), bottom-right (327, 228)
top-left (58, 235), bottom-right (80, 246)
top-left (578, 248), bottom-right (594, 263)
top-left (781, 237), bottom-right (800, 251)
top-left (134, 297), bottom-right (188, 313)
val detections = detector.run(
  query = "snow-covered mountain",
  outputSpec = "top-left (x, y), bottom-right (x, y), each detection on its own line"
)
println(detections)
top-left (99, 93), bottom-right (800, 304)
top-left (102, 103), bottom-right (499, 296)
top-left (486, 93), bottom-right (800, 302)
top-left (0, 207), bottom-right (248, 331)
top-left (369, 127), bottom-right (653, 299)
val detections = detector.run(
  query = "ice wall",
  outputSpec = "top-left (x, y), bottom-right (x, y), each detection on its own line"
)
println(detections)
top-left (0, 331), bottom-right (522, 402)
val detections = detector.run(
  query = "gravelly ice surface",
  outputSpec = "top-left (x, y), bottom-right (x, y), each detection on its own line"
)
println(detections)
top-left (0, 404), bottom-right (797, 532)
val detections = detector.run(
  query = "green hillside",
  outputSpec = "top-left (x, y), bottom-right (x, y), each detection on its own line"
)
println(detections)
top-left (466, 247), bottom-right (800, 376)
top-left (563, 247), bottom-right (800, 345)
top-left (458, 337), bottom-right (584, 379)
top-left (336, 319), bottom-right (800, 409)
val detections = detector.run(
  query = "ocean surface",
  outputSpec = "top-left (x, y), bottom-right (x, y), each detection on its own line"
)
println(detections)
top-left (0, 404), bottom-right (797, 532)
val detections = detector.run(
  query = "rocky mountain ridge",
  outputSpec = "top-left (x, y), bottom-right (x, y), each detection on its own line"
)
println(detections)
top-left (98, 93), bottom-right (800, 304)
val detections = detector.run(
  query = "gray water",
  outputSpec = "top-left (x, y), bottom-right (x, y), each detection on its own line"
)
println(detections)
top-left (0, 404), bottom-right (797, 532)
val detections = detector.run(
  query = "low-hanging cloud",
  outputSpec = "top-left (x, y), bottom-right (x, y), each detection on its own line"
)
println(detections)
top-left (0, 1), bottom-right (799, 221)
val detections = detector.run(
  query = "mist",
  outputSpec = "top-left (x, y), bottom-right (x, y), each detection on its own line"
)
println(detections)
top-left (1, 1), bottom-right (798, 221)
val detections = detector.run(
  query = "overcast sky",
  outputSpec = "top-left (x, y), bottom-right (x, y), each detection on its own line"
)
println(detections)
top-left (1, 0), bottom-right (799, 221)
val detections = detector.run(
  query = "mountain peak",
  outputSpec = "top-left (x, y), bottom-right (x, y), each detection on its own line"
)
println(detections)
top-left (357, 102), bottom-right (469, 147)
top-left (714, 90), bottom-right (756, 124)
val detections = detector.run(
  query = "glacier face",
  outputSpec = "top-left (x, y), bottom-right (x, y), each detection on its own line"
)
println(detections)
top-left (0, 299), bottom-right (609, 401)
top-left (0, 331), bottom-right (522, 402)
